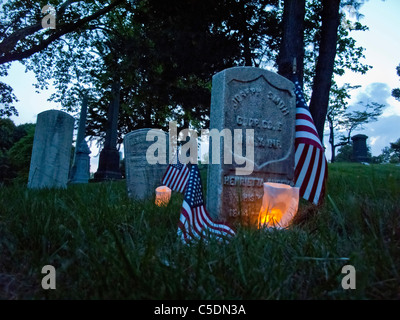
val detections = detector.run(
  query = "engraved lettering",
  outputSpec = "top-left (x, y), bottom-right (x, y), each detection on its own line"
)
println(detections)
top-left (223, 175), bottom-right (264, 187)
top-left (232, 87), bottom-right (261, 108)
top-left (237, 117), bottom-right (284, 131)
top-left (267, 91), bottom-right (290, 116)
top-left (255, 137), bottom-right (281, 148)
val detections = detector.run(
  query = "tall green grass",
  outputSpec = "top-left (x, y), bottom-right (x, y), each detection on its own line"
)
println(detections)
top-left (0, 163), bottom-right (399, 299)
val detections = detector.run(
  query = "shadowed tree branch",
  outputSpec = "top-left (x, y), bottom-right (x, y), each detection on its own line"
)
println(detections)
top-left (0, 0), bottom-right (124, 65)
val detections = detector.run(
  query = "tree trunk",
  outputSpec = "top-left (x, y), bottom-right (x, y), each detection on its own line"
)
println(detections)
top-left (243, 31), bottom-right (253, 67)
top-left (277, 0), bottom-right (306, 84)
top-left (309, 0), bottom-right (341, 141)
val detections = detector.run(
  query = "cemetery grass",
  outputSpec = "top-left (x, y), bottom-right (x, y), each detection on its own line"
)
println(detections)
top-left (0, 163), bottom-right (399, 300)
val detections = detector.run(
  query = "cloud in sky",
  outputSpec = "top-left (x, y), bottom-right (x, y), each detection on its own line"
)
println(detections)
top-left (355, 82), bottom-right (391, 106)
top-left (360, 115), bottom-right (400, 155)
top-left (326, 82), bottom-right (400, 158)
top-left (349, 82), bottom-right (400, 155)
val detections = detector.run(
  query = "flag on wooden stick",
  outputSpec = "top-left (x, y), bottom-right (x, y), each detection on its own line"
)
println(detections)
top-left (178, 164), bottom-right (236, 243)
top-left (293, 78), bottom-right (328, 205)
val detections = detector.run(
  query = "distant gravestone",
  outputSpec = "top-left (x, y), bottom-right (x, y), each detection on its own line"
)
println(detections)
top-left (70, 94), bottom-right (91, 184)
top-left (124, 128), bottom-right (169, 200)
top-left (28, 110), bottom-right (75, 189)
top-left (352, 134), bottom-right (368, 162)
top-left (94, 81), bottom-right (122, 181)
top-left (69, 140), bottom-right (91, 184)
top-left (206, 67), bottom-right (296, 225)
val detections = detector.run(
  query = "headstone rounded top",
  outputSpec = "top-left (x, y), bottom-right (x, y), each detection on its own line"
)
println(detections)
top-left (38, 109), bottom-right (74, 120)
top-left (213, 66), bottom-right (295, 95)
top-left (124, 128), bottom-right (165, 140)
top-left (351, 134), bottom-right (368, 140)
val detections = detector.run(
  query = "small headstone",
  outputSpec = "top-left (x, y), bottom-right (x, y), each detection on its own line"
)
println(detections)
top-left (206, 67), bottom-right (296, 225)
top-left (28, 110), bottom-right (75, 189)
top-left (69, 140), bottom-right (91, 183)
top-left (124, 128), bottom-right (169, 200)
top-left (351, 134), bottom-right (368, 163)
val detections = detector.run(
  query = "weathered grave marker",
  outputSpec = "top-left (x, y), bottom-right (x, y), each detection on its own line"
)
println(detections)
top-left (351, 134), bottom-right (368, 163)
top-left (28, 110), bottom-right (75, 189)
top-left (94, 81), bottom-right (122, 181)
top-left (124, 128), bottom-right (169, 200)
top-left (70, 94), bottom-right (91, 184)
top-left (206, 67), bottom-right (296, 225)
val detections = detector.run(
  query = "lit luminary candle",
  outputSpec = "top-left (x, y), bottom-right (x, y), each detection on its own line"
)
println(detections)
top-left (258, 182), bottom-right (299, 229)
top-left (155, 186), bottom-right (172, 207)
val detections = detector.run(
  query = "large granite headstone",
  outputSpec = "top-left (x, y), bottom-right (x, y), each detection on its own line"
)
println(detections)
top-left (206, 67), bottom-right (296, 225)
top-left (351, 134), bottom-right (368, 162)
top-left (28, 110), bottom-right (75, 189)
top-left (124, 128), bottom-right (169, 200)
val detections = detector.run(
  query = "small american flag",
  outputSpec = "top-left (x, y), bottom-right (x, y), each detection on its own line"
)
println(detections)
top-left (178, 164), bottom-right (236, 242)
top-left (162, 150), bottom-right (190, 193)
top-left (293, 78), bottom-right (328, 205)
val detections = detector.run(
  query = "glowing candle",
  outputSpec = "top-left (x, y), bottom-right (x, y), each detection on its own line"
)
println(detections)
top-left (258, 182), bottom-right (299, 229)
top-left (155, 186), bottom-right (172, 207)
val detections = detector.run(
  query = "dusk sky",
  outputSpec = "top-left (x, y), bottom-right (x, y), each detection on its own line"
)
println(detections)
top-left (3, 0), bottom-right (400, 169)
top-left (330, 0), bottom-right (400, 160)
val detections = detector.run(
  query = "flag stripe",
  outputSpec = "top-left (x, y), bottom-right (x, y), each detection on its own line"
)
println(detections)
top-left (316, 159), bottom-right (328, 204)
top-left (175, 168), bottom-right (189, 192)
top-left (294, 143), bottom-right (305, 168)
top-left (177, 165), bottom-right (235, 243)
top-left (296, 124), bottom-right (320, 138)
top-left (162, 165), bottom-right (177, 183)
top-left (294, 143), bottom-right (310, 186)
top-left (198, 206), bottom-right (235, 237)
top-left (296, 144), bottom-right (314, 196)
top-left (295, 138), bottom-right (324, 151)
top-left (162, 150), bottom-right (190, 193)
top-left (162, 167), bottom-right (175, 187)
top-left (293, 77), bottom-right (327, 205)
top-left (296, 113), bottom-right (315, 123)
top-left (178, 208), bottom-right (190, 241)
top-left (303, 147), bottom-right (319, 201)
top-left (308, 149), bottom-right (324, 204)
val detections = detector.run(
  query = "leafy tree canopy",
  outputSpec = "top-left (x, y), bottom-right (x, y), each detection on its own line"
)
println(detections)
top-left (0, 118), bottom-right (35, 183)
top-left (1, 0), bottom-right (372, 149)
top-left (0, 0), bottom-right (124, 117)
top-left (392, 64), bottom-right (400, 101)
